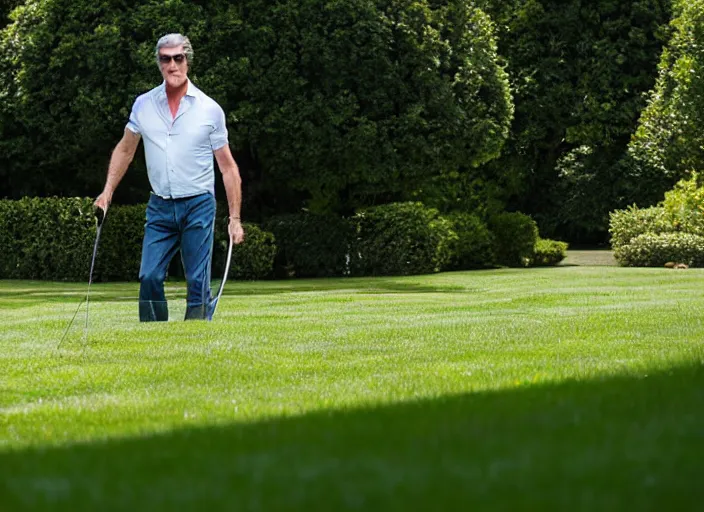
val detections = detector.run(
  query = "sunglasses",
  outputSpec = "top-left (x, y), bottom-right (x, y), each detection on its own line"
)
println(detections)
top-left (158, 53), bottom-right (187, 65)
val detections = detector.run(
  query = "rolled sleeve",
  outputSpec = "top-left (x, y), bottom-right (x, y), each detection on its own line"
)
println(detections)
top-left (209, 105), bottom-right (229, 150)
top-left (125, 96), bottom-right (144, 134)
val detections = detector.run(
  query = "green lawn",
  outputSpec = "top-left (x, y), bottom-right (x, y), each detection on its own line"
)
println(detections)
top-left (1, 266), bottom-right (703, 510)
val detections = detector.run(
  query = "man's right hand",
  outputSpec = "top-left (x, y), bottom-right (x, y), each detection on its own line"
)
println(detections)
top-left (94, 191), bottom-right (112, 214)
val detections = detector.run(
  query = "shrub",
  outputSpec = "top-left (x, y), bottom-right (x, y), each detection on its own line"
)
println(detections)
top-left (444, 212), bottom-right (495, 270)
top-left (263, 213), bottom-right (353, 278)
top-left (610, 173), bottom-right (704, 267)
top-left (0, 197), bottom-right (275, 281)
top-left (531, 238), bottom-right (568, 267)
top-left (609, 205), bottom-right (672, 249)
top-left (661, 171), bottom-right (704, 235)
top-left (211, 212), bottom-right (276, 281)
top-left (0, 197), bottom-right (95, 280)
top-left (350, 202), bottom-right (456, 276)
top-left (615, 232), bottom-right (704, 267)
top-left (609, 173), bottom-right (704, 251)
top-left (96, 204), bottom-right (146, 282)
top-left (488, 212), bottom-right (538, 267)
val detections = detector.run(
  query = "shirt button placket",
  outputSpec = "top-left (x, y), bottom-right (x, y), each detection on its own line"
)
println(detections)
top-left (165, 130), bottom-right (174, 197)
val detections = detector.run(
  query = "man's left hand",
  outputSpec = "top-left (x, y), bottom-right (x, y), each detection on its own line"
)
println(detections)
top-left (229, 218), bottom-right (245, 244)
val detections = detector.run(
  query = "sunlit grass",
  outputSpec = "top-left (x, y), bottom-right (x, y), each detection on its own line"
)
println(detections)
top-left (1, 266), bottom-right (703, 510)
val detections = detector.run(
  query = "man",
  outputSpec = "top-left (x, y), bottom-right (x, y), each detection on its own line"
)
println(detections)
top-left (94, 33), bottom-right (244, 321)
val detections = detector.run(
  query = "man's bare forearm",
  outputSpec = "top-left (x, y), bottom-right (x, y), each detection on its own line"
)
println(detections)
top-left (214, 144), bottom-right (243, 219)
top-left (103, 148), bottom-right (131, 195)
top-left (221, 163), bottom-right (242, 218)
top-left (98, 130), bottom-right (141, 205)
top-left (214, 144), bottom-right (245, 243)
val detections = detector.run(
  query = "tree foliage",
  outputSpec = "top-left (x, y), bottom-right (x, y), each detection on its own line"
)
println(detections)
top-left (477, 0), bottom-right (673, 242)
top-left (2, 0), bottom-right (694, 246)
top-left (0, 0), bottom-right (210, 201)
top-left (610, 173), bottom-right (704, 266)
top-left (625, 0), bottom-right (704, 206)
top-left (0, 0), bottom-right (21, 27)
top-left (0, 0), bottom-right (513, 219)
top-left (211, 0), bottom-right (513, 214)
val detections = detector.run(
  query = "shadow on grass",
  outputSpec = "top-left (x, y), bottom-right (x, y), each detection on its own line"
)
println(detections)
top-left (2, 363), bottom-right (703, 511)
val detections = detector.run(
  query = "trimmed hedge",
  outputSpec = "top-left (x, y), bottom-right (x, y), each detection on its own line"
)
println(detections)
top-left (0, 197), bottom-right (95, 280)
top-left (488, 212), bottom-right (538, 267)
top-left (263, 213), bottom-right (353, 278)
top-left (97, 204), bottom-right (146, 281)
top-left (531, 238), bottom-right (568, 267)
top-left (609, 205), bottom-right (672, 249)
top-left (611, 174), bottom-right (704, 267)
top-left (351, 202), bottom-right (456, 276)
top-left (661, 171), bottom-right (704, 236)
top-left (614, 232), bottom-right (704, 268)
top-left (444, 212), bottom-right (495, 270)
top-left (0, 198), bottom-right (275, 281)
top-left (1, 198), bottom-right (554, 279)
top-left (212, 216), bottom-right (276, 281)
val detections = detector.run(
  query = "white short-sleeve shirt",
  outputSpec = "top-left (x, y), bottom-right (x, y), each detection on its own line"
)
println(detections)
top-left (126, 80), bottom-right (229, 199)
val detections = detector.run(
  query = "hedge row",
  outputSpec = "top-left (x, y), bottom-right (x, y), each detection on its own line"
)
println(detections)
top-left (263, 214), bottom-right (352, 278)
top-left (610, 206), bottom-right (704, 267)
top-left (0, 197), bottom-right (95, 281)
top-left (266, 204), bottom-right (561, 276)
top-left (610, 174), bottom-right (704, 267)
top-left (0, 198), bottom-right (565, 281)
top-left (615, 232), bottom-right (704, 268)
top-left (0, 198), bottom-right (274, 282)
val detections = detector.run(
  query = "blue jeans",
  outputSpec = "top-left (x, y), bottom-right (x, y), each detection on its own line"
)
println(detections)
top-left (139, 193), bottom-right (216, 322)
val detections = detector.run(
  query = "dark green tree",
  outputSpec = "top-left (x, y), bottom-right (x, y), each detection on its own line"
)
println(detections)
top-left (0, 0), bottom-right (211, 201)
top-left (0, 0), bottom-right (22, 27)
top-left (477, 0), bottom-right (673, 242)
top-left (198, 0), bottom-right (514, 215)
top-left (625, 0), bottom-right (704, 206)
top-left (0, 0), bottom-right (513, 220)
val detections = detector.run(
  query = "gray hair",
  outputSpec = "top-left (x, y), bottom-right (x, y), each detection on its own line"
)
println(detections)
top-left (155, 33), bottom-right (194, 67)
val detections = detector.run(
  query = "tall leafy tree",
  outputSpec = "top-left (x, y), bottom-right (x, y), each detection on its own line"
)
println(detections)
top-left (0, 0), bottom-right (513, 220)
top-left (0, 0), bottom-right (22, 27)
top-left (213, 0), bottom-right (513, 215)
top-left (478, 0), bottom-right (673, 242)
top-left (625, 0), bottom-right (704, 206)
top-left (0, 0), bottom-right (24, 191)
top-left (0, 0), bottom-right (209, 201)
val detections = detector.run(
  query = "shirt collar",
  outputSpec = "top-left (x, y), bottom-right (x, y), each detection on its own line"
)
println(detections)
top-left (185, 80), bottom-right (197, 98)
top-left (157, 79), bottom-right (198, 99)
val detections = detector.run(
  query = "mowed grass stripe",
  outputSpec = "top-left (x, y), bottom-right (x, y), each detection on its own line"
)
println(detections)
top-left (1, 266), bottom-right (703, 509)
